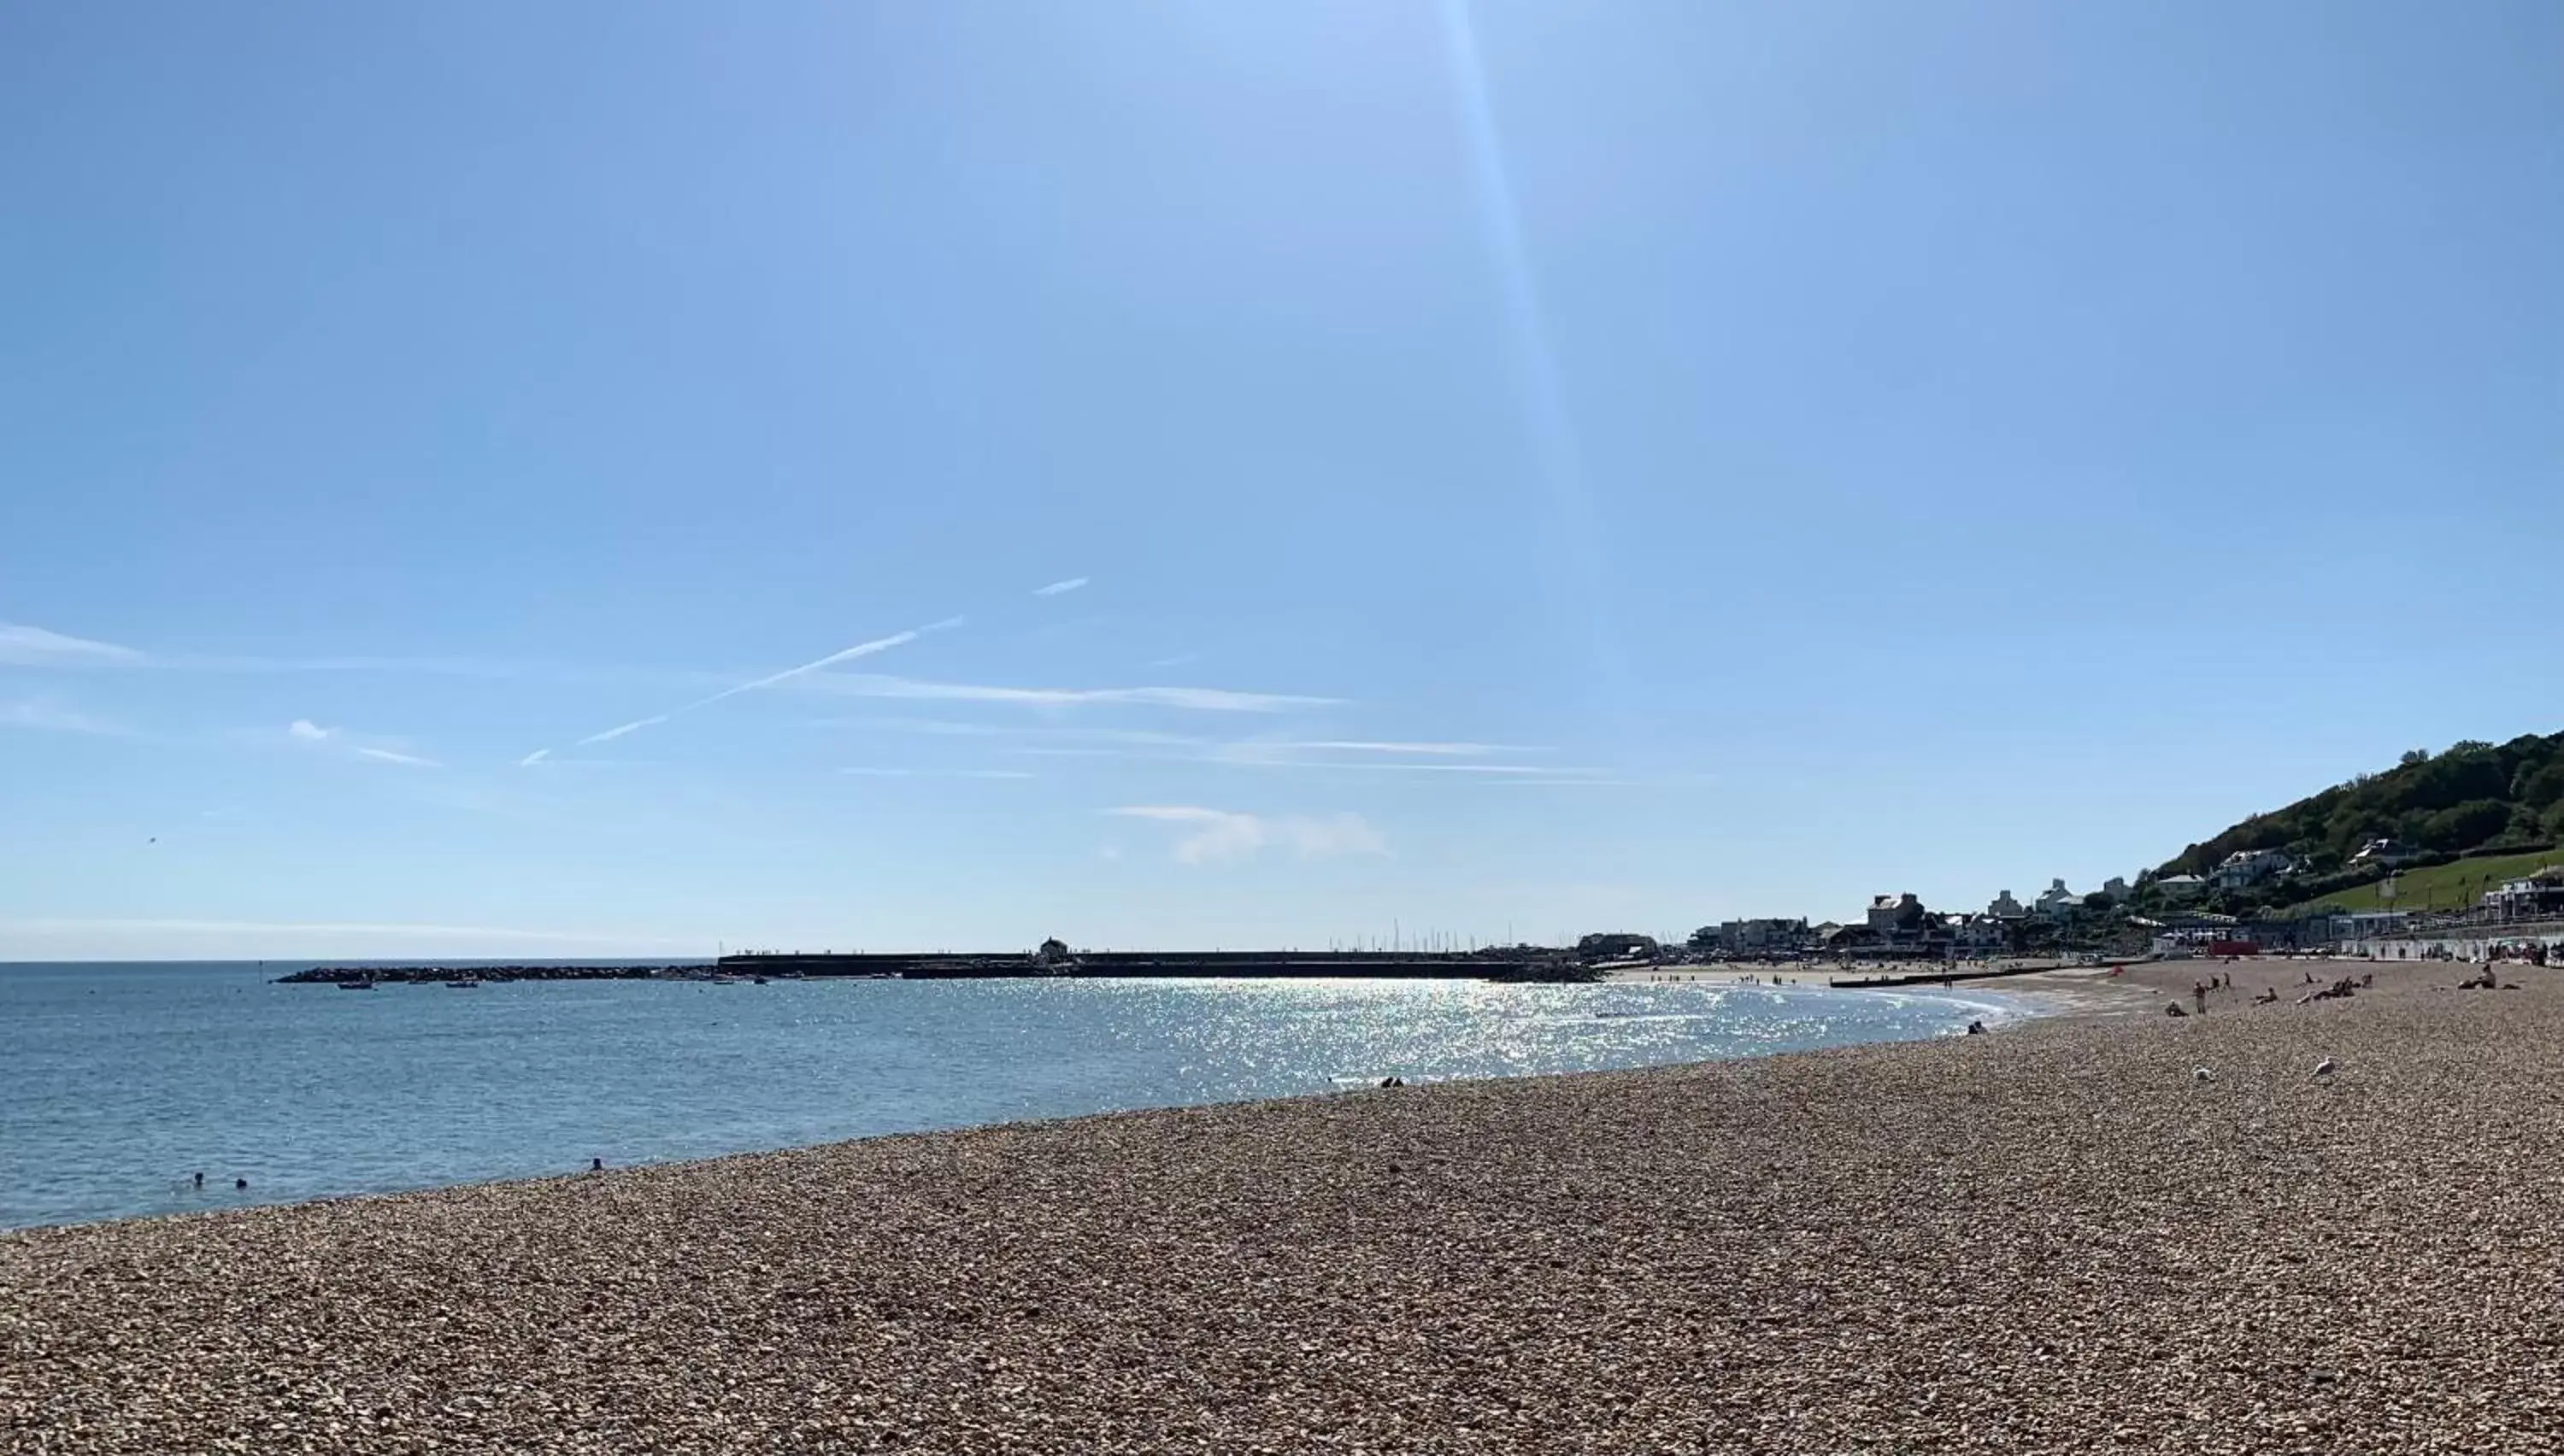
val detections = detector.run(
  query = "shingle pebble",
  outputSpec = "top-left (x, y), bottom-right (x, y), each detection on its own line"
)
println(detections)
top-left (5, 972), bottom-right (2560, 1453)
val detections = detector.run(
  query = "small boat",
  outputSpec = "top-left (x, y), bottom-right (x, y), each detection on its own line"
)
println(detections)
top-left (752, 976), bottom-right (771, 985)
top-left (444, 979), bottom-right (481, 989)
top-left (710, 974), bottom-right (744, 985)
top-left (337, 980), bottom-right (377, 991)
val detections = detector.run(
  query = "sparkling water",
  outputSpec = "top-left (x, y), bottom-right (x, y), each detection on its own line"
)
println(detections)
top-left (0, 961), bottom-right (2009, 1230)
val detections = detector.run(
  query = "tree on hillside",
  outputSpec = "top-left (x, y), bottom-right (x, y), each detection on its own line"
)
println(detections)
top-left (2419, 800), bottom-right (2513, 852)
top-left (2518, 760), bottom-right (2564, 811)
top-left (2156, 731), bottom-right (2564, 879)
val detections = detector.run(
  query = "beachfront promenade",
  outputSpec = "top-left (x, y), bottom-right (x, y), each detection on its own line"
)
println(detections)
top-left (7, 962), bottom-right (2562, 1452)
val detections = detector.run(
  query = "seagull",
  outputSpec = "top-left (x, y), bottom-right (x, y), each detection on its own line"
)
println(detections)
top-left (2314, 1059), bottom-right (2337, 1078)
top-left (2194, 1067), bottom-right (2214, 1083)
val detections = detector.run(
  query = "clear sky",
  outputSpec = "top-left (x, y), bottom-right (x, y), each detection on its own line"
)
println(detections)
top-left (3, 2), bottom-right (2558, 960)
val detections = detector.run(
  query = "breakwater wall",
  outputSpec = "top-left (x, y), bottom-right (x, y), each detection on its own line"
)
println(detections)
top-left (273, 964), bottom-right (709, 985)
top-left (716, 949), bottom-right (1596, 983)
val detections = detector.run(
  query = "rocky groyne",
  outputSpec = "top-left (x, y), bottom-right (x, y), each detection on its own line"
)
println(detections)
top-left (271, 964), bottom-right (705, 985)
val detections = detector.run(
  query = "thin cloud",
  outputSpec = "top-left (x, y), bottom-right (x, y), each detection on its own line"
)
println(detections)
top-left (0, 623), bottom-right (143, 666)
top-left (1109, 806), bottom-right (1388, 865)
top-left (1032, 578), bottom-right (1091, 597)
top-left (1237, 759), bottom-right (1603, 776)
top-left (354, 746), bottom-right (442, 768)
top-left (803, 673), bottom-right (1336, 713)
top-left (557, 628), bottom-right (926, 753)
top-left (838, 766), bottom-right (1035, 780)
top-left (520, 748), bottom-right (552, 767)
top-left (0, 916), bottom-right (674, 946)
top-left (1252, 740), bottom-right (1537, 757)
top-left (277, 719), bottom-right (441, 768)
top-left (576, 713), bottom-right (670, 747)
top-left (0, 697), bottom-right (126, 736)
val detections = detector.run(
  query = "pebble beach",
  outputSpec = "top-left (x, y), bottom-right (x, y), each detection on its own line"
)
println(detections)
top-left (6, 962), bottom-right (2561, 1453)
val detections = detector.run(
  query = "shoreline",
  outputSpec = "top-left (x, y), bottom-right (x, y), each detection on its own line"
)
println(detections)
top-left (15, 960), bottom-right (2552, 1452)
top-left (6, 974), bottom-right (2003, 1237)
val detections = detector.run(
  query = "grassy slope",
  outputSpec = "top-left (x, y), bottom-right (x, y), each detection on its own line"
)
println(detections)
top-left (2293, 848), bottom-right (2564, 915)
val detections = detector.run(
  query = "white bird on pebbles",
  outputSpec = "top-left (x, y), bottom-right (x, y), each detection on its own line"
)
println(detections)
top-left (2193, 1067), bottom-right (2214, 1083)
top-left (2314, 1059), bottom-right (2337, 1078)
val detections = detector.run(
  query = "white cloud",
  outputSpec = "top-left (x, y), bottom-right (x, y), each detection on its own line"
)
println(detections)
top-left (0, 698), bottom-right (125, 736)
top-left (288, 719), bottom-right (332, 742)
top-left (1032, 577), bottom-right (1090, 597)
top-left (520, 748), bottom-right (552, 767)
top-left (0, 623), bottom-right (144, 666)
top-left (804, 673), bottom-right (1336, 713)
top-left (1109, 806), bottom-right (1388, 865)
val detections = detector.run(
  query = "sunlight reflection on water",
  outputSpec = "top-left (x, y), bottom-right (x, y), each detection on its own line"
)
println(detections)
top-left (0, 966), bottom-right (2007, 1228)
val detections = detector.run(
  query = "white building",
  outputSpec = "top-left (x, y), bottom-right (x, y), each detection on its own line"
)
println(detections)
top-left (1949, 914), bottom-right (2010, 959)
top-left (2350, 838), bottom-right (2418, 868)
top-left (2034, 879), bottom-right (2081, 919)
top-left (1718, 918), bottom-right (1809, 954)
top-left (2154, 873), bottom-right (2208, 901)
top-left (2210, 848), bottom-right (2294, 890)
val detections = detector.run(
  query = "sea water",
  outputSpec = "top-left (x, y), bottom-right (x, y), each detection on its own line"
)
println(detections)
top-left (0, 961), bottom-right (2008, 1230)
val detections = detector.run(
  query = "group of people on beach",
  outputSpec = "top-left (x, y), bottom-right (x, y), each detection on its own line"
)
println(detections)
top-left (2170, 967), bottom-right (2375, 1017)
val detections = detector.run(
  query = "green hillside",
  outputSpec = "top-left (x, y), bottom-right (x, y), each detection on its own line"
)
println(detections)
top-left (2156, 731), bottom-right (2564, 884)
top-left (2291, 848), bottom-right (2564, 915)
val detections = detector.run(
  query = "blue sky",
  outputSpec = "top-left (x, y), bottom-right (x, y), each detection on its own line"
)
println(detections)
top-left (3, 2), bottom-right (2558, 960)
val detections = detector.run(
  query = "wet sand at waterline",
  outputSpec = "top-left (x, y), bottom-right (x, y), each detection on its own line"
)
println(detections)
top-left (8, 971), bottom-right (2562, 1453)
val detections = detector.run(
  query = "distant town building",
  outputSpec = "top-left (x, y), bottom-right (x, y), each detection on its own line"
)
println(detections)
top-left (2350, 838), bottom-right (2419, 869)
top-left (1866, 893), bottom-right (1928, 936)
top-left (2153, 873), bottom-right (2208, 901)
top-left (1718, 918), bottom-right (1810, 954)
top-left (2035, 879), bottom-right (2081, 919)
top-left (2210, 848), bottom-right (2295, 890)
top-left (2484, 870), bottom-right (2564, 919)
top-left (2102, 876), bottom-right (2132, 903)
top-left (1987, 889), bottom-right (2028, 920)
top-left (1948, 913), bottom-right (2010, 959)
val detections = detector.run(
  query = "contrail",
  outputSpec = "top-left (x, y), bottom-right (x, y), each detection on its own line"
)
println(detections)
top-left (539, 628), bottom-right (924, 758)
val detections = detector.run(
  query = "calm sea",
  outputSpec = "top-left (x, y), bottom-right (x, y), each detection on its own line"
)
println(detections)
top-left (0, 961), bottom-right (2008, 1230)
